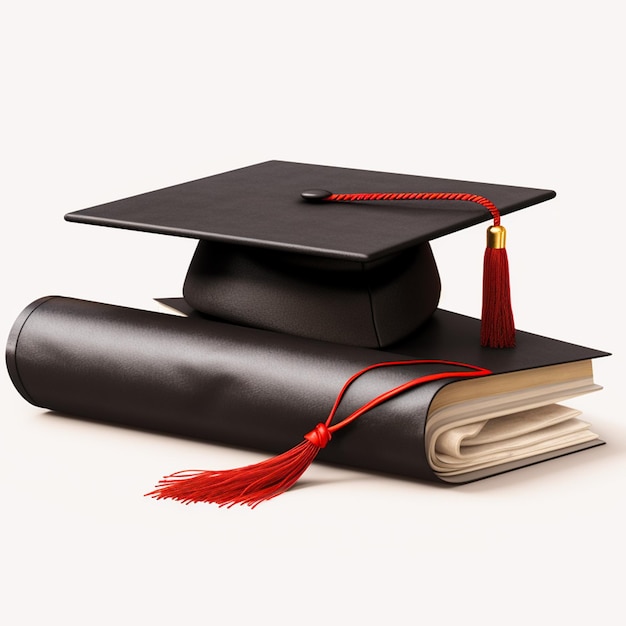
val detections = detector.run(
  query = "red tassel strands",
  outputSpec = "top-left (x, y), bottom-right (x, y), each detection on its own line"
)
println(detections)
top-left (145, 359), bottom-right (491, 508)
top-left (301, 190), bottom-right (516, 348)
top-left (482, 225), bottom-right (514, 348)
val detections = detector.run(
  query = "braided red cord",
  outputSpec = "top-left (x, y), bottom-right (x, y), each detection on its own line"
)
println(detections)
top-left (318, 189), bottom-right (515, 348)
top-left (326, 192), bottom-right (500, 225)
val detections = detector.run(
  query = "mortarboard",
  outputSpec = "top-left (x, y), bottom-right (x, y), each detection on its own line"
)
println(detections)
top-left (64, 160), bottom-right (556, 350)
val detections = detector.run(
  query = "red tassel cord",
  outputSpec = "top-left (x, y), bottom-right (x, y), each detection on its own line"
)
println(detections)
top-left (145, 359), bottom-right (491, 508)
top-left (302, 190), bottom-right (516, 348)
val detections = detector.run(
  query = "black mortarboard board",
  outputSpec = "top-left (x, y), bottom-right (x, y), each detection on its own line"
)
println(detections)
top-left (64, 160), bottom-right (555, 348)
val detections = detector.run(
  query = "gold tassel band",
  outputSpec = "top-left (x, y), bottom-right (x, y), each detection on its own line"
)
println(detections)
top-left (486, 225), bottom-right (506, 249)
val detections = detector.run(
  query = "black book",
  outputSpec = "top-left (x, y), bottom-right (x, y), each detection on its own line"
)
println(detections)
top-left (6, 296), bottom-right (608, 484)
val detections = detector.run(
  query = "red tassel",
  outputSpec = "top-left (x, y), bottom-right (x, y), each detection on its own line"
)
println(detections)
top-left (145, 423), bottom-right (330, 508)
top-left (481, 226), bottom-right (515, 348)
top-left (302, 190), bottom-right (517, 348)
top-left (146, 360), bottom-right (492, 508)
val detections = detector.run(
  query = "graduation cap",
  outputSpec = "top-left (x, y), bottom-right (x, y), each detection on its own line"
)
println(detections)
top-left (65, 160), bottom-right (556, 349)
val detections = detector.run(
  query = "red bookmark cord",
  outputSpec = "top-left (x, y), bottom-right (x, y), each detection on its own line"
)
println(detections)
top-left (323, 358), bottom-right (491, 436)
top-left (146, 359), bottom-right (492, 507)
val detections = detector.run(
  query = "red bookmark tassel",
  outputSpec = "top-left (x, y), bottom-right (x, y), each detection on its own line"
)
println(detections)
top-left (146, 425), bottom-right (330, 509)
top-left (146, 359), bottom-right (491, 507)
top-left (301, 190), bottom-right (516, 348)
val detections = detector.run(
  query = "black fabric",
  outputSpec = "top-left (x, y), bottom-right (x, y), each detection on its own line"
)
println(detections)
top-left (64, 160), bottom-right (556, 262)
top-left (183, 240), bottom-right (441, 347)
top-left (6, 297), bottom-right (608, 484)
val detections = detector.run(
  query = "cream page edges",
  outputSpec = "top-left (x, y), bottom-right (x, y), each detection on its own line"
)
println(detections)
top-left (425, 361), bottom-right (601, 478)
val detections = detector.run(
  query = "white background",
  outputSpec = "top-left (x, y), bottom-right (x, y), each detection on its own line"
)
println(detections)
top-left (2, 2), bottom-right (624, 624)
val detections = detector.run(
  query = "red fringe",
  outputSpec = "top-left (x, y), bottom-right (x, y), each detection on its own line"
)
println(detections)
top-left (145, 439), bottom-right (322, 508)
top-left (481, 247), bottom-right (515, 348)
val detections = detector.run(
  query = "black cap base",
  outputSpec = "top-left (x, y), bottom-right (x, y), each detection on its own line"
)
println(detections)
top-left (183, 241), bottom-right (441, 348)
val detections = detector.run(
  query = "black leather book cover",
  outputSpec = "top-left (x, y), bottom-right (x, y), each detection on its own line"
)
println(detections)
top-left (6, 296), bottom-right (609, 484)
